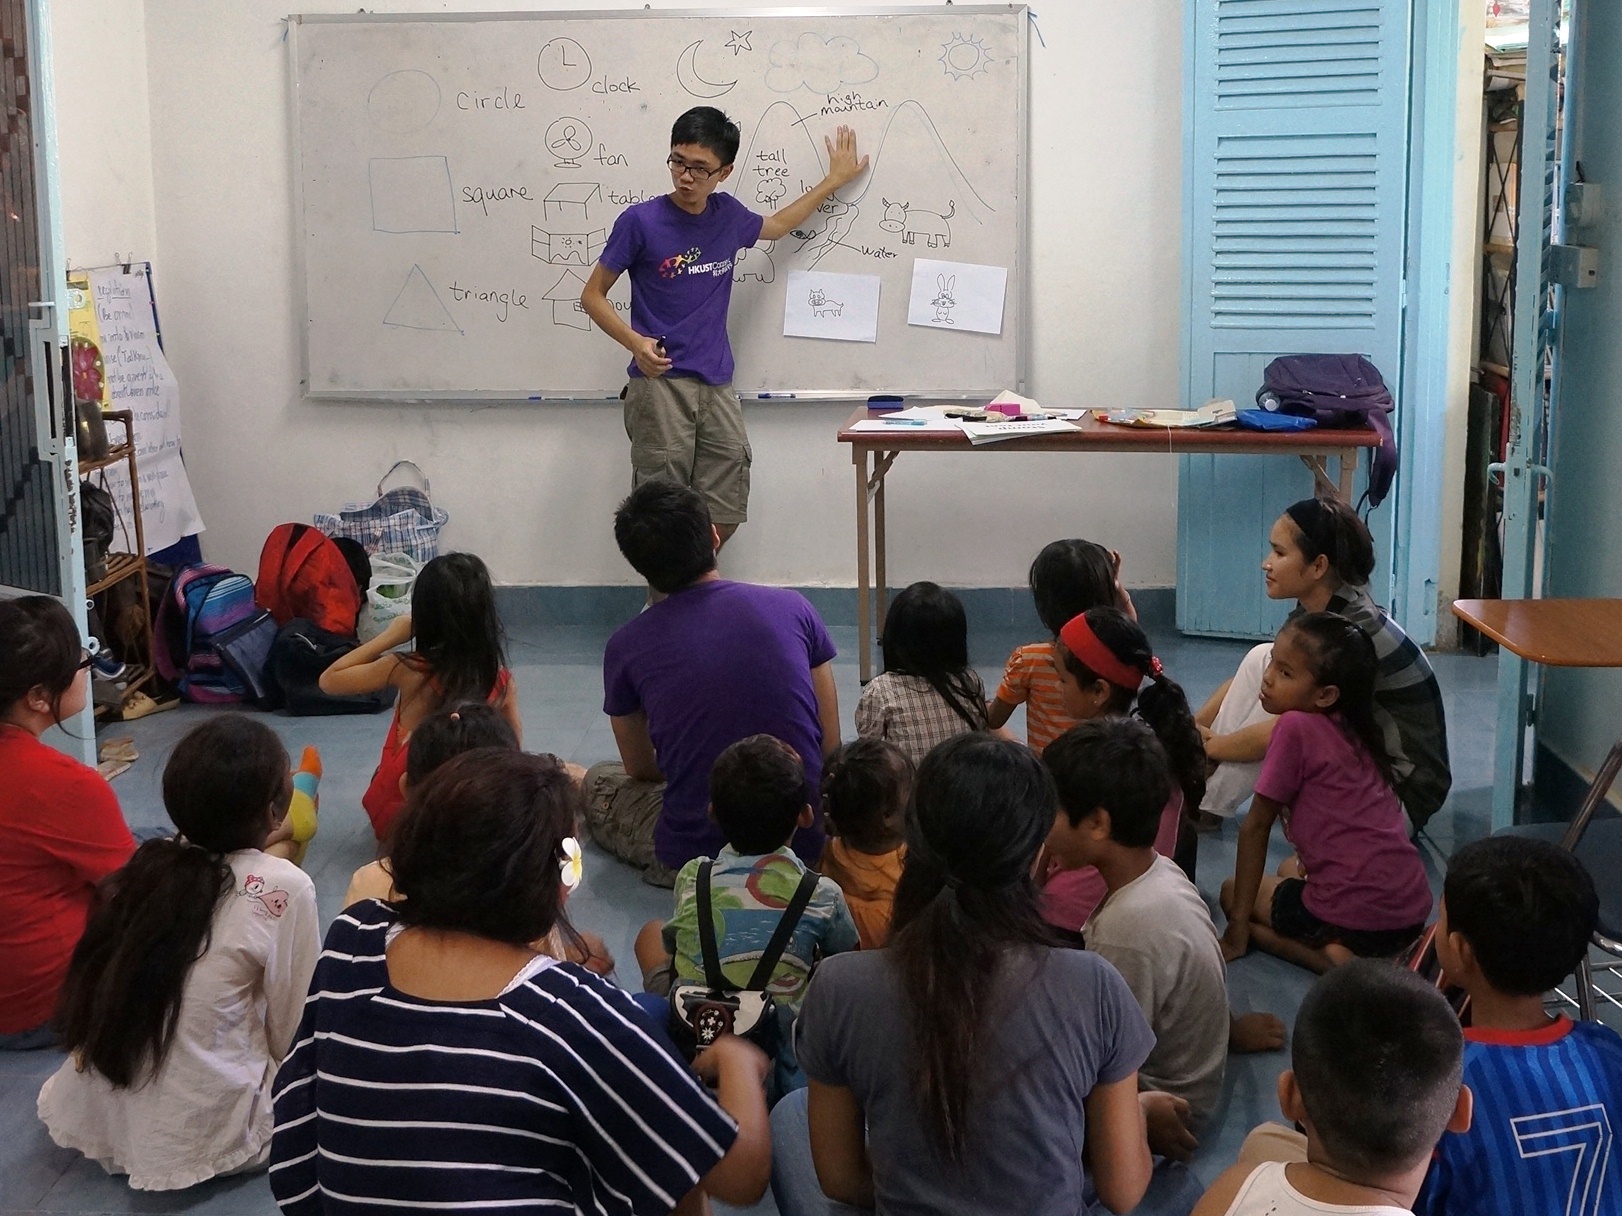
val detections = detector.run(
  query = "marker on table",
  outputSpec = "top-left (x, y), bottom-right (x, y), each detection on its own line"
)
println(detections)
top-left (880, 417), bottom-right (928, 426)
top-left (758, 392), bottom-right (798, 399)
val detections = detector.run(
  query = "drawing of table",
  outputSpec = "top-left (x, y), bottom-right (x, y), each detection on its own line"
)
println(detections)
top-left (837, 408), bottom-right (1382, 682)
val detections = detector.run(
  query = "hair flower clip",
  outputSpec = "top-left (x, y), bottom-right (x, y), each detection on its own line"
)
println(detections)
top-left (559, 836), bottom-right (584, 892)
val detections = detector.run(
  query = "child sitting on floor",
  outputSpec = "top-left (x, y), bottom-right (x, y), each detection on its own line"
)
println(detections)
top-left (988, 539), bottom-right (1135, 753)
top-left (818, 738), bottom-right (912, 949)
top-left (344, 703), bottom-right (611, 976)
top-left (1220, 612), bottom-right (1433, 972)
top-left (1042, 606), bottom-right (1205, 931)
top-left (38, 715), bottom-right (321, 1191)
top-left (856, 582), bottom-right (987, 765)
top-left (1416, 836), bottom-right (1622, 1216)
top-left (635, 735), bottom-right (858, 1083)
top-left (1043, 718), bottom-right (1235, 1148)
top-left (1194, 960), bottom-right (1471, 1216)
top-left (319, 551), bottom-right (523, 841)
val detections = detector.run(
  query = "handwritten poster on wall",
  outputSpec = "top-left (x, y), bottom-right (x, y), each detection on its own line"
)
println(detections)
top-left (68, 270), bottom-right (203, 554)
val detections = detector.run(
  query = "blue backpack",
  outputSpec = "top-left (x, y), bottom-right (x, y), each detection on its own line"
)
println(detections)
top-left (153, 564), bottom-right (276, 703)
top-left (1257, 354), bottom-right (1398, 508)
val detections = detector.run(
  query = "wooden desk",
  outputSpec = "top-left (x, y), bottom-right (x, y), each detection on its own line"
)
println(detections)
top-left (1451, 598), bottom-right (1622, 828)
top-left (838, 409), bottom-right (1383, 681)
top-left (1451, 599), bottom-right (1622, 668)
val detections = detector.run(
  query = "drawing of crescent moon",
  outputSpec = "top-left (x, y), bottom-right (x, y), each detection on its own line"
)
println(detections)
top-left (676, 40), bottom-right (737, 98)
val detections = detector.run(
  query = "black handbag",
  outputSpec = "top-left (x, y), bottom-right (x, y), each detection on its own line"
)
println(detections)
top-left (668, 862), bottom-right (819, 1059)
top-left (266, 619), bottom-right (397, 716)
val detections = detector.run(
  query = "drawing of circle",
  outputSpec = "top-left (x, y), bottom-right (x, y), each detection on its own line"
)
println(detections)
top-left (946, 42), bottom-right (980, 71)
top-left (546, 116), bottom-right (591, 157)
top-left (367, 70), bottom-right (441, 133)
top-left (537, 37), bottom-right (592, 90)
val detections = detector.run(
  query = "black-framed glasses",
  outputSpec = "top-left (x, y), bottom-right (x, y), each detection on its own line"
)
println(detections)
top-left (76, 649), bottom-right (95, 672)
top-left (666, 154), bottom-right (722, 181)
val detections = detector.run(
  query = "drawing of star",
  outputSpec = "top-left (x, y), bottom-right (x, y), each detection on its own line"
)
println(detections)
top-left (725, 30), bottom-right (752, 55)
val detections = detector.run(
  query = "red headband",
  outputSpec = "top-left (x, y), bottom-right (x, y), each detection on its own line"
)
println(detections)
top-left (1059, 614), bottom-right (1156, 691)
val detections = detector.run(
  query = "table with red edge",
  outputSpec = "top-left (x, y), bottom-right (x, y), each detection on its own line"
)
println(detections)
top-left (837, 407), bottom-right (1382, 682)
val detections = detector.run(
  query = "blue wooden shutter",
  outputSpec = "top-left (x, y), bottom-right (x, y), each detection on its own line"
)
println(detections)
top-left (1179, 0), bottom-right (1412, 637)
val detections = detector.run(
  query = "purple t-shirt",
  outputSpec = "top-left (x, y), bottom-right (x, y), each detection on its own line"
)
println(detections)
top-left (1255, 710), bottom-right (1433, 932)
top-left (599, 192), bottom-right (765, 386)
top-left (602, 579), bottom-right (837, 867)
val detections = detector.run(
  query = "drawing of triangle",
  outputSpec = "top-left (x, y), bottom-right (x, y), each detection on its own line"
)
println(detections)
top-left (384, 265), bottom-right (463, 333)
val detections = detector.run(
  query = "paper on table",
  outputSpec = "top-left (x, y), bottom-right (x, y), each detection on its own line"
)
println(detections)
top-left (784, 270), bottom-right (881, 342)
top-left (957, 417), bottom-right (1080, 445)
top-left (848, 418), bottom-right (961, 433)
top-left (907, 259), bottom-right (1008, 335)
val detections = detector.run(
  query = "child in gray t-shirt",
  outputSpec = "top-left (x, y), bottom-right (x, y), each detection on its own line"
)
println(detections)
top-left (1042, 719), bottom-right (1235, 1147)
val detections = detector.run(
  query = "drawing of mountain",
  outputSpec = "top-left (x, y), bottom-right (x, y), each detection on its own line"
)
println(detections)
top-left (838, 100), bottom-right (993, 255)
top-left (729, 101), bottom-right (829, 210)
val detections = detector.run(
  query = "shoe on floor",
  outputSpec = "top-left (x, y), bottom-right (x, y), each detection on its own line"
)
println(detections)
top-left (91, 652), bottom-right (128, 681)
top-left (640, 861), bottom-right (678, 889)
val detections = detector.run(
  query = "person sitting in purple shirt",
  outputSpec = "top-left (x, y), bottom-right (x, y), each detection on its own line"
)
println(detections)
top-left (584, 479), bottom-right (842, 887)
top-left (579, 106), bottom-right (868, 548)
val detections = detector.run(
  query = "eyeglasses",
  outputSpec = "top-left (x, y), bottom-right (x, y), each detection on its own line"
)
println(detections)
top-left (76, 650), bottom-right (95, 672)
top-left (666, 154), bottom-right (723, 182)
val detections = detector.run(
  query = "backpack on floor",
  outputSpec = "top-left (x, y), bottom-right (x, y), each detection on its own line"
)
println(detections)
top-left (1256, 354), bottom-right (1398, 508)
top-left (152, 564), bottom-right (267, 703)
top-left (256, 522), bottom-right (364, 639)
top-left (265, 618), bottom-right (397, 717)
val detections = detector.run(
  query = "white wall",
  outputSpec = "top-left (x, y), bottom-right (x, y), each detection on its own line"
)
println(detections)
top-left (47, 0), bottom-right (1184, 589)
top-left (48, 0), bottom-right (158, 272)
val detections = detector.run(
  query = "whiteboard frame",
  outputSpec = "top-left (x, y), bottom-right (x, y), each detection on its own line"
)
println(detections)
top-left (288, 6), bottom-right (1029, 403)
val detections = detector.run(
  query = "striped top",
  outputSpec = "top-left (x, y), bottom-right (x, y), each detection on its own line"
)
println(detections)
top-left (994, 642), bottom-right (1080, 754)
top-left (1416, 1017), bottom-right (1622, 1216)
top-left (269, 901), bottom-right (736, 1215)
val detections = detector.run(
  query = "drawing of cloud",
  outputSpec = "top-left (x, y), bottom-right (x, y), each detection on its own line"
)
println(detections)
top-left (765, 33), bottom-right (878, 94)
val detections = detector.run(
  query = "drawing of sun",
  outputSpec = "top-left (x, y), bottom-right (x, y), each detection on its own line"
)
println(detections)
top-left (939, 33), bottom-right (989, 80)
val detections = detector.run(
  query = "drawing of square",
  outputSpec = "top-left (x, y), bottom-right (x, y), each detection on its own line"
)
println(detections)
top-left (544, 182), bottom-right (602, 222)
top-left (370, 156), bottom-right (457, 234)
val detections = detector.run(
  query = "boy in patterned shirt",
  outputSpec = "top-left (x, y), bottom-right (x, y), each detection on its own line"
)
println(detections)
top-left (635, 735), bottom-right (858, 1082)
top-left (1416, 836), bottom-right (1622, 1216)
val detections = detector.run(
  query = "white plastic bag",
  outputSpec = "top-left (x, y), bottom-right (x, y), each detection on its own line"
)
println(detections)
top-left (356, 552), bottom-right (420, 643)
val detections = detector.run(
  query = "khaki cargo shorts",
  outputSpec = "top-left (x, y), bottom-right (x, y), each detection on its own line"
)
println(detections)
top-left (623, 375), bottom-right (752, 525)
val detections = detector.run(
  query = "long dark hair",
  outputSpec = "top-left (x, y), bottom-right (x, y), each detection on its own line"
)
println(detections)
top-left (1058, 607), bottom-right (1207, 814)
top-left (880, 582), bottom-right (986, 729)
top-left (55, 715), bottom-right (289, 1087)
top-left (890, 735), bottom-right (1059, 1159)
top-left (1283, 497), bottom-right (1377, 587)
top-left (0, 596), bottom-right (82, 723)
top-left (1029, 539), bottom-right (1117, 636)
top-left (1284, 612), bottom-right (1394, 785)
top-left (390, 749), bottom-right (583, 953)
top-left (407, 552), bottom-right (507, 708)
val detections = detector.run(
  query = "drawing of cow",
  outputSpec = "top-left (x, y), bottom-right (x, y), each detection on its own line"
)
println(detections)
top-left (878, 198), bottom-right (954, 248)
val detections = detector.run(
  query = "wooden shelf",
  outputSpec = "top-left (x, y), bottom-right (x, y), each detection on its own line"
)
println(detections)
top-left (1484, 240), bottom-right (1515, 256)
top-left (87, 551), bottom-right (145, 597)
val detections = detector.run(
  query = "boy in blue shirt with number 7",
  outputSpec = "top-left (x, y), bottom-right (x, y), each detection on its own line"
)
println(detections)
top-left (1416, 835), bottom-right (1622, 1216)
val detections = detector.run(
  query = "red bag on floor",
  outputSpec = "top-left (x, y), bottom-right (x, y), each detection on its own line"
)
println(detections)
top-left (256, 523), bottom-right (363, 639)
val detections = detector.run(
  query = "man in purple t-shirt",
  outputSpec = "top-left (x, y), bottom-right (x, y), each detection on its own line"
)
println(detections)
top-left (580, 106), bottom-right (868, 546)
top-left (583, 479), bottom-right (841, 886)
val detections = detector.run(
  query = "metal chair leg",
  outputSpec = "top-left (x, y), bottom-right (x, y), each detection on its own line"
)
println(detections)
top-left (1578, 953), bottom-right (1598, 1022)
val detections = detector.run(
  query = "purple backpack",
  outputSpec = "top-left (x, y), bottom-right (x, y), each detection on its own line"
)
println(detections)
top-left (1257, 354), bottom-right (1397, 508)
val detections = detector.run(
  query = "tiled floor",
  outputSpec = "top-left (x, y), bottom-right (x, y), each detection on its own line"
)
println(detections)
top-left (0, 619), bottom-right (1500, 1215)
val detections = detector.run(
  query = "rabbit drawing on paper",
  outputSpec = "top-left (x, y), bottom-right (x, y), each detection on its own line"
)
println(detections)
top-left (931, 275), bottom-right (957, 324)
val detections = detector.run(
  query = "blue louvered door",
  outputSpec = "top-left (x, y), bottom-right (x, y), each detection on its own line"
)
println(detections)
top-left (1178, 0), bottom-right (1412, 637)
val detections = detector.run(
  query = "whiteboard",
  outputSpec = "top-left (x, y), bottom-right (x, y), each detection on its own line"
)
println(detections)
top-left (290, 8), bottom-right (1027, 401)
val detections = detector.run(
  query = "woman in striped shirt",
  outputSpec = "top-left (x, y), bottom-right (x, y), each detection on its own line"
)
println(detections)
top-left (270, 749), bottom-right (771, 1215)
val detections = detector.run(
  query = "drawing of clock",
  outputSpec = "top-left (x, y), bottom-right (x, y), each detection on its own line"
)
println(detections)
top-left (537, 37), bottom-right (591, 91)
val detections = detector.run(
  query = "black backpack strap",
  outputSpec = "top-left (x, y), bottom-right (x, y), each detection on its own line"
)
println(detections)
top-left (695, 861), bottom-right (728, 991)
top-left (745, 870), bottom-right (821, 991)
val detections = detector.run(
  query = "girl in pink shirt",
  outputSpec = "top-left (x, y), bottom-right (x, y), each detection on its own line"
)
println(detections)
top-left (1219, 612), bottom-right (1433, 973)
